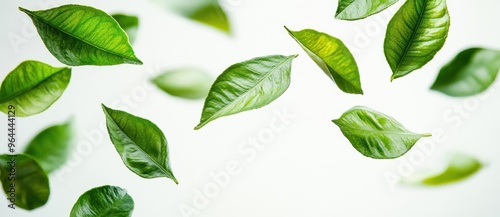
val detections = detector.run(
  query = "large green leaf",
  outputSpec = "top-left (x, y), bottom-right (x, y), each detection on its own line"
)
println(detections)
top-left (0, 154), bottom-right (50, 210)
top-left (112, 14), bottom-right (139, 44)
top-left (195, 54), bottom-right (297, 129)
top-left (0, 60), bottom-right (71, 117)
top-left (333, 106), bottom-right (431, 159)
top-left (420, 153), bottom-right (482, 186)
top-left (102, 104), bottom-right (178, 184)
top-left (24, 120), bottom-right (73, 173)
top-left (285, 27), bottom-right (363, 94)
top-left (384, 0), bottom-right (450, 80)
top-left (431, 48), bottom-right (500, 97)
top-left (335, 0), bottom-right (399, 20)
top-left (70, 185), bottom-right (134, 217)
top-left (20, 5), bottom-right (142, 66)
top-left (152, 68), bottom-right (213, 99)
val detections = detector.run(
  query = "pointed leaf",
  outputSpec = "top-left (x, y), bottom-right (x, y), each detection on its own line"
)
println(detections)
top-left (335, 0), bottom-right (399, 20)
top-left (20, 5), bottom-right (142, 66)
top-left (431, 48), bottom-right (500, 97)
top-left (24, 120), bottom-right (73, 173)
top-left (285, 27), bottom-right (363, 94)
top-left (102, 104), bottom-right (178, 184)
top-left (384, 0), bottom-right (450, 80)
top-left (0, 154), bottom-right (50, 210)
top-left (152, 68), bottom-right (213, 99)
top-left (0, 60), bottom-right (71, 117)
top-left (188, 2), bottom-right (230, 33)
top-left (195, 54), bottom-right (297, 129)
top-left (70, 185), bottom-right (134, 217)
top-left (333, 106), bottom-right (431, 159)
top-left (112, 14), bottom-right (139, 44)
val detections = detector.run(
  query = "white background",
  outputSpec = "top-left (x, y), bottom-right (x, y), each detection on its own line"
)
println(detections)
top-left (1, 0), bottom-right (500, 216)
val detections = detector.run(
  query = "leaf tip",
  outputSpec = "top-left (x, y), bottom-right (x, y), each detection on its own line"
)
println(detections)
top-left (422, 133), bottom-right (432, 137)
top-left (18, 7), bottom-right (29, 13)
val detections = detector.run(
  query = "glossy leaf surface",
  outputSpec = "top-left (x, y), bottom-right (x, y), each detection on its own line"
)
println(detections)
top-left (335, 0), bottom-right (399, 20)
top-left (70, 185), bottom-right (134, 217)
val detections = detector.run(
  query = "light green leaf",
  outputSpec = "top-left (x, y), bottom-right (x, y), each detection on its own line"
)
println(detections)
top-left (0, 60), bottom-right (71, 117)
top-left (333, 106), bottom-right (431, 159)
top-left (70, 185), bottom-right (134, 217)
top-left (406, 153), bottom-right (482, 186)
top-left (195, 54), bottom-right (297, 129)
top-left (384, 0), bottom-right (450, 80)
top-left (112, 14), bottom-right (139, 44)
top-left (285, 27), bottom-right (363, 94)
top-left (102, 104), bottom-right (178, 184)
top-left (335, 0), bottom-right (399, 20)
top-left (431, 48), bottom-right (500, 97)
top-left (152, 68), bottom-right (213, 99)
top-left (24, 120), bottom-right (73, 173)
top-left (20, 5), bottom-right (142, 66)
top-left (0, 154), bottom-right (50, 210)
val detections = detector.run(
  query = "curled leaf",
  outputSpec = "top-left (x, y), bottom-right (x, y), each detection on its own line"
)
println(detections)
top-left (333, 106), bottom-right (431, 159)
top-left (0, 60), bottom-right (71, 117)
top-left (335, 0), bottom-right (399, 20)
top-left (195, 54), bottom-right (297, 129)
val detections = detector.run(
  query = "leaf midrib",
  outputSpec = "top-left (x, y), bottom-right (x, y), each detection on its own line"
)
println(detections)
top-left (93, 191), bottom-right (128, 217)
top-left (20, 7), bottom-right (138, 63)
top-left (0, 67), bottom-right (69, 104)
top-left (336, 123), bottom-right (423, 137)
top-left (199, 55), bottom-right (294, 127)
top-left (393, 0), bottom-right (430, 73)
top-left (105, 109), bottom-right (174, 179)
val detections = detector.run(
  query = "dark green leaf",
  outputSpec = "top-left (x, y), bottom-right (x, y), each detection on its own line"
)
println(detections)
top-left (20, 5), bottom-right (142, 66)
top-left (335, 0), bottom-right (399, 20)
top-left (285, 27), bottom-right (363, 94)
top-left (195, 54), bottom-right (297, 129)
top-left (24, 120), bottom-right (73, 173)
top-left (102, 104), bottom-right (178, 184)
top-left (384, 0), bottom-right (450, 80)
top-left (0, 154), bottom-right (50, 210)
top-left (112, 14), bottom-right (139, 44)
top-left (152, 68), bottom-right (213, 99)
top-left (0, 60), bottom-right (71, 117)
top-left (431, 48), bottom-right (500, 97)
top-left (333, 106), bottom-right (431, 159)
top-left (421, 153), bottom-right (482, 186)
top-left (70, 185), bottom-right (134, 217)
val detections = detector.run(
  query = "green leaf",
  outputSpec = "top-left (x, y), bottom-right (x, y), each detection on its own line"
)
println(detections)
top-left (0, 60), bottom-right (71, 117)
top-left (421, 153), bottom-right (482, 186)
top-left (70, 185), bottom-right (134, 217)
top-left (332, 106), bottom-right (431, 159)
top-left (24, 120), bottom-right (73, 173)
top-left (151, 68), bottom-right (213, 99)
top-left (112, 14), bottom-right (139, 44)
top-left (384, 0), bottom-right (450, 80)
top-left (335, 0), bottom-right (399, 20)
top-left (285, 27), bottom-right (363, 94)
top-left (102, 104), bottom-right (178, 184)
top-left (20, 5), bottom-right (142, 66)
top-left (187, 1), bottom-right (230, 33)
top-left (195, 54), bottom-right (297, 129)
top-left (431, 48), bottom-right (500, 97)
top-left (0, 154), bottom-right (50, 210)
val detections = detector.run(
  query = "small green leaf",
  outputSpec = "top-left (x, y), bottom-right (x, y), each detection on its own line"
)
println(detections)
top-left (20, 5), bottom-right (142, 66)
top-left (102, 104), bottom-right (178, 184)
top-left (0, 60), bottom-right (71, 117)
top-left (0, 154), bottom-right (50, 210)
top-left (333, 106), bottom-right (431, 159)
top-left (195, 54), bottom-right (297, 129)
top-left (406, 153), bottom-right (482, 186)
top-left (335, 0), bottom-right (399, 20)
top-left (24, 120), bottom-right (73, 173)
top-left (112, 14), bottom-right (139, 44)
top-left (70, 185), bottom-right (134, 217)
top-left (285, 27), bottom-right (363, 94)
top-left (431, 48), bottom-right (500, 97)
top-left (152, 68), bottom-right (213, 99)
top-left (384, 0), bottom-right (450, 80)
top-left (187, 1), bottom-right (230, 33)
